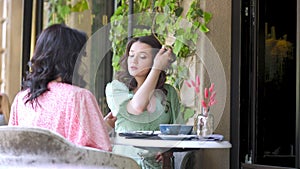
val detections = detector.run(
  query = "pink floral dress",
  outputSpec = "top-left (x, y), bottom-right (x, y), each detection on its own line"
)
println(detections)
top-left (9, 82), bottom-right (112, 152)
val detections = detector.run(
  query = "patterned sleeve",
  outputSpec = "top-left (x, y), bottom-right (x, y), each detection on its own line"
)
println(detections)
top-left (8, 93), bottom-right (20, 126)
top-left (65, 89), bottom-right (112, 151)
top-left (105, 80), bottom-right (132, 116)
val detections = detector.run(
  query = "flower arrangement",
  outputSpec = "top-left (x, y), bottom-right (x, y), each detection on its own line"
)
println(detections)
top-left (184, 75), bottom-right (217, 136)
top-left (184, 75), bottom-right (217, 117)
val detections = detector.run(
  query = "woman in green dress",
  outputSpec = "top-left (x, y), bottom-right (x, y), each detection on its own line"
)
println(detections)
top-left (105, 35), bottom-right (184, 168)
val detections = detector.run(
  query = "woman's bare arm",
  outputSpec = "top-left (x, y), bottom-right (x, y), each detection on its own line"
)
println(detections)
top-left (127, 47), bottom-right (172, 115)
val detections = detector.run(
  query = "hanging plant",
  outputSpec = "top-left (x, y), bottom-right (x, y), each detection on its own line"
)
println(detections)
top-left (47, 0), bottom-right (89, 25)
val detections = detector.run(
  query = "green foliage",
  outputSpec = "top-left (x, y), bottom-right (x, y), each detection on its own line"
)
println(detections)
top-left (110, 0), bottom-right (212, 71)
top-left (110, 0), bottom-right (212, 121)
top-left (181, 106), bottom-right (195, 121)
top-left (48, 0), bottom-right (89, 25)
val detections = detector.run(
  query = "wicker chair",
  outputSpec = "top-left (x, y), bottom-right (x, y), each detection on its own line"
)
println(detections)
top-left (0, 126), bottom-right (140, 169)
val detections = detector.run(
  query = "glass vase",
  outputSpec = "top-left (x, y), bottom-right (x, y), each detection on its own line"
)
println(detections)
top-left (196, 110), bottom-right (214, 137)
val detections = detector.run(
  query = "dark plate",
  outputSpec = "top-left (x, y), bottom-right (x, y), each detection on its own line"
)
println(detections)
top-left (119, 131), bottom-right (158, 139)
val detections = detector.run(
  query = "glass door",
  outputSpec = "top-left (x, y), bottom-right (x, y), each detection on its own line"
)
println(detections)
top-left (239, 0), bottom-right (298, 168)
top-left (256, 0), bottom-right (296, 166)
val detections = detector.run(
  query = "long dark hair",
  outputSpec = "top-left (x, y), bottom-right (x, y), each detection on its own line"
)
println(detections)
top-left (22, 24), bottom-right (87, 106)
top-left (116, 35), bottom-right (168, 94)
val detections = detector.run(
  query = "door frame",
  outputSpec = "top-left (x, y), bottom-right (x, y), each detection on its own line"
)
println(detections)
top-left (296, 0), bottom-right (300, 166)
top-left (230, 0), bottom-right (242, 169)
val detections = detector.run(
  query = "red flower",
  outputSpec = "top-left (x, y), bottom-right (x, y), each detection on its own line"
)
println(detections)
top-left (204, 88), bottom-right (209, 98)
top-left (209, 83), bottom-right (215, 92)
top-left (196, 75), bottom-right (200, 86)
top-left (185, 81), bottom-right (192, 88)
top-left (185, 76), bottom-right (217, 115)
top-left (201, 100), bottom-right (207, 108)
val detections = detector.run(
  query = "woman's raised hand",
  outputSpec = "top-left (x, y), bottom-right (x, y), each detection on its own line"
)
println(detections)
top-left (152, 46), bottom-right (174, 71)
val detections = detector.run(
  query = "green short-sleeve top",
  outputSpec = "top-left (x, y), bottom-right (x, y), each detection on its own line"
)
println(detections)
top-left (105, 80), bottom-right (184, 132)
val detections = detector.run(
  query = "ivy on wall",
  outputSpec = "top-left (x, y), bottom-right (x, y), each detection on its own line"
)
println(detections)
top-left (110, 0), bottom-right (212, 71)
top-left (109, 0), bottom-right (212, 121)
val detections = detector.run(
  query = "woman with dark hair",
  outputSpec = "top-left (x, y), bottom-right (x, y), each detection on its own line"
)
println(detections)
top-left (105, 35), bottom-right (183, 168)
top-left (9, 24), bottom-right (111, 152)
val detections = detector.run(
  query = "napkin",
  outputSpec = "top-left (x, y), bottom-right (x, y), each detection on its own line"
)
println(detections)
top-left (119, 131), bottom-right (159, 139)
top-left (198, 134), bottom-right (224, 141)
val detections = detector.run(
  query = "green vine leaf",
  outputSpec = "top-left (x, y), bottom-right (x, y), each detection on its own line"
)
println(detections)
top-left (174, 7), bottom-right (183, 17)
top-left (182, 107), bottom-right (195, 121)
top-left (141, 0), bottom-right (150, 9)
top-left (71, 0), bottom-right (89, 12)
top-left (173, 40), bottom-right (183, 55)
top-left (155, 14), bottom-right (167, 23)
top-left (57, 5), bottom-right (71, 19)
top-left (203, 12), bottom-right (213, 24)
top-left (200, 24), bottom-right (209, 33)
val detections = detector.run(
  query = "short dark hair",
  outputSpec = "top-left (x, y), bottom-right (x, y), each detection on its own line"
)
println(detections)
top-left (23, 24), bottom-right (88, 106)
